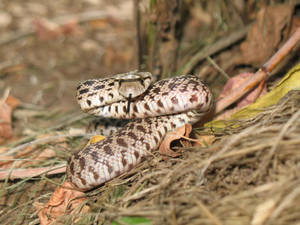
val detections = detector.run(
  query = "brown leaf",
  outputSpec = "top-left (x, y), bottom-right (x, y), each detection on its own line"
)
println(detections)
top-left (217, 72), bottom-right (267, 120)
top-left (35, 182), bottom-right (89, 225)
top-left (159, 124), bottom-right (192, 157)
top-left (33, 18), bottom-right (81, 41)
top-left (0, 101), bottom-right (12, 142)
top-left (6, 95), bottom-right (20, 110)
top-left (240, 5), bottom-right (293, 66)
top-left (0, 93), bottom-right (19, 143)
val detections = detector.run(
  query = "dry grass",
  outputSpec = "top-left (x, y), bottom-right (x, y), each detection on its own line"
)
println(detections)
top-left (10, 89), bottom-right (298, 225)
top-left (88, 89), bottom-right (300, 225)
top-left (1, 91), bottom-right (299, 225)
top-left (0, 1), bottom-right (299, 224)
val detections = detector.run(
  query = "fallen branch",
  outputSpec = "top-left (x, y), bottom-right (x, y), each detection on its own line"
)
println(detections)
top-left (216, 27), bottom-right (300, 113)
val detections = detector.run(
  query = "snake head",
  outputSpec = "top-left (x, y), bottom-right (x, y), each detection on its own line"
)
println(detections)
top-left (115, 71), bottom-right (153, 99)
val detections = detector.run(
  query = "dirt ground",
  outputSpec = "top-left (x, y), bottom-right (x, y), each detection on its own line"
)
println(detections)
top-left (0, 0), bottom-right (136, 111)
top-left (0, 1), bottom-right (300, 225)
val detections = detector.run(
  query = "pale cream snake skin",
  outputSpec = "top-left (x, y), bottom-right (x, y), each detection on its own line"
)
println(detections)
top-left (67, 71), bottom-right (214, 191)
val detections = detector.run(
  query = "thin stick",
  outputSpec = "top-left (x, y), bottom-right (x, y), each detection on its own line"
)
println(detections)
top-left (206, 56), bottom-right (230, 80)
top-left (263, 27), bottom-right (300, 72)
top-left (216, 27), bottom-right (300, 113)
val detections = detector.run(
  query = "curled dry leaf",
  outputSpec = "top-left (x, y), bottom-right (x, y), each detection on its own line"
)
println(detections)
top-left (159, 124), bottom-right (192, 157)
top-left (217, 72), bottom-right (267, 120)
top-left (35, 181), bottom-right (89, 225)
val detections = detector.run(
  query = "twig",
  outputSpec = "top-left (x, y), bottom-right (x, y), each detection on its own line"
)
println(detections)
top-left (263, 27), bottom-right (300, 73)
top-left (0, 164), bottom-right (66, 180)
top-left (216, 27), bottom-right (300, 113)
top-left (206, 56), bottom-right (230, 80)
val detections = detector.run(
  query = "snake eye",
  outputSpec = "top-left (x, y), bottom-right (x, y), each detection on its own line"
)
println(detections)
top-left (140, 79), bottom-right (145, 87)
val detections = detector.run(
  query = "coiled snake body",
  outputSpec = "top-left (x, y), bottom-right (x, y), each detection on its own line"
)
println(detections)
top-left (67, 72), bottom-right (213, 191)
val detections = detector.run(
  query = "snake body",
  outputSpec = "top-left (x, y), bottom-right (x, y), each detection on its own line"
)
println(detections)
top-left (67, 72), bottom-right (213, 191)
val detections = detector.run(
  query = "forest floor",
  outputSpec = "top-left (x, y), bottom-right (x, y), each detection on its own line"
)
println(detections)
top-left (0, 1), bottom-right (300, 225)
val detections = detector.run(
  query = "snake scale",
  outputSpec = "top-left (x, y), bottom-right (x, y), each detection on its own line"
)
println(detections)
top-left (67, 71), bottom-right (214, 191)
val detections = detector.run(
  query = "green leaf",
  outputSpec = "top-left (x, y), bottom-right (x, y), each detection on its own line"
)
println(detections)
top-left (111, 216), bottom-right (152, 225)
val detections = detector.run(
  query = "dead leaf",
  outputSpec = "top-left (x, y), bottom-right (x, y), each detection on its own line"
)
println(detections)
top-left (217, 72), bottom-right (267, 120)
top-left (0, 92), bottom-right (19, 143)
top-left (35, 181), bottom-right (89, 225)
top-left (240, 5), bottom-right (294, 66)
top-left (6, 95), bottom-right (20, 109)
top-left (0, 101), bottom-right (12, 142)
top-left (33, 18), bottom-right (81, 40)
top-left (159, 124), bottom-right (192, 157)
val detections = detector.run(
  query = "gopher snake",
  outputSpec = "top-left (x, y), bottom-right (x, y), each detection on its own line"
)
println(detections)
top-left (67, 71), bottom-right (214, 191)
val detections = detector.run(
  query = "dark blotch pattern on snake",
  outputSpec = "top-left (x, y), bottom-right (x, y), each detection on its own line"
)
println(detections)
top-left (67, 71), bottom-right (214, 191)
